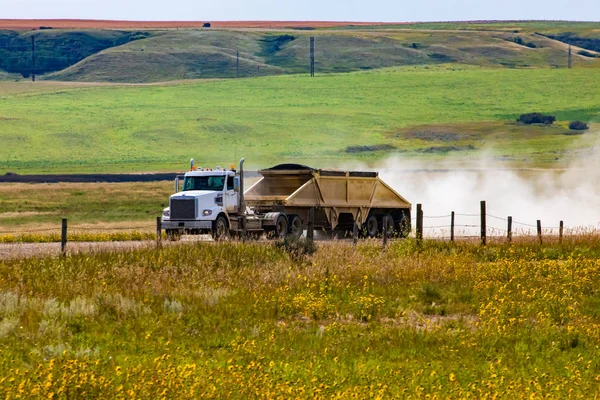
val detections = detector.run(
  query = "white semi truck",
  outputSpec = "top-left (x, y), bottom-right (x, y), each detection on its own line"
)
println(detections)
top-left (160, 158), bottom-right (411, 240)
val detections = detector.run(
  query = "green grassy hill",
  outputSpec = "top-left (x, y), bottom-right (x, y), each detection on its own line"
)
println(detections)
top-left (45, 28), bottom-right (600, 83)
top-left (0, 22), bottom-right (599, 83)
top-left (0, 66), bottom-right (598, 173)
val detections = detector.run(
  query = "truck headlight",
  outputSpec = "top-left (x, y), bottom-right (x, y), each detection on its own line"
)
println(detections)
top-left (203, 210), bottom-right (212, 216)
top-left (214, 195), bottom-right (223, 206)
top-left (163, 209), bottom-right (170, 217)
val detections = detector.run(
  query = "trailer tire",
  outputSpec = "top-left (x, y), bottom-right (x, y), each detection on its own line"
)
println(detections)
top-left (288, 215), bottom-right (303, 238)
top-left (397, 213), bottom-right (410, 238)
top-left (365, 215), bottom-right (378, 238)
top-left (274, 214), bottom-right (289, 239)
top-left (212, 215), bottom-right (229, 241)
top-left (382, 214), bottom-right (394, 237)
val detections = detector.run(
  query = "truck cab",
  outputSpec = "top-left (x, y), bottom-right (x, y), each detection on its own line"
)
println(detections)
top-left (161, 161), bottom-right (241, 239)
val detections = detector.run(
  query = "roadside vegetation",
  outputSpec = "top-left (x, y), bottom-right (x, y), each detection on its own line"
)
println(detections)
top-left (0, 238), bottom-right (599, 397)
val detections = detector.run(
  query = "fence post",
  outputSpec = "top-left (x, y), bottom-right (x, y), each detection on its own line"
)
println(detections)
top-left (537, 220), bottom-right (542, 245)
top-left (307, 208), bottom-right (314, 241)
top-left (353, 220), bottom-right (358, 246)
top-left (61, 218), bottom-right (67, 256)
top-left (416, 204), bottom-right (423, 242)
top-left (382, 217), bottom-right (388, 250)
top-left (559, 220), bottom-right (564, 244)
top-left (480, 201), bottom-right (486, 246)
top-left (507, 216), bottom-right (513, 243)
top-left (241, 215), bottom-right (247, 242)
top-left (156, 216), bottom-right (162, 248)
top-left (450, 211), bottom-right (455, 242)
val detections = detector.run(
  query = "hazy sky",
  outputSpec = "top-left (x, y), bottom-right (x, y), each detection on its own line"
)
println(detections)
top-left (1, 0), bottom-right (599, 22)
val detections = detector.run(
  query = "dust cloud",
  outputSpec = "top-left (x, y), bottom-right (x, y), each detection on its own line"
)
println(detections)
top-left (356, 131), bottom-right (600, 236)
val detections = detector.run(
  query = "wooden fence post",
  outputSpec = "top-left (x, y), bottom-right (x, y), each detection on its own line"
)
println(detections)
top-left (241, 215), bottom-right (247, 243)
top-left (353, 220), bottom-right (358, 247)
top-left (450, 211), bottom-right (455, 242)
top-left (559, 220), bottom-right (564, 244)
top-left (507, 216), bottom-right (512, 243)
top-left (156, 216), bottom-right (162, 248)
top-left (480, 201), bottom-right (486, 246)
top-left (382, 217), bottom-right (388, 250)
top-left (61, 218), bottom-right (68, 256)
top-left (416, 204), bottom-right (423, 242)
top-left (307, 208), bottom-right (314, 241)
top-left (537, 220), bottom-right (542, 245)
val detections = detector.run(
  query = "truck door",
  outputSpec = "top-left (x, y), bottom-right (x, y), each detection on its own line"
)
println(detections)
top-left (224, 175), bottom-right (239, 213)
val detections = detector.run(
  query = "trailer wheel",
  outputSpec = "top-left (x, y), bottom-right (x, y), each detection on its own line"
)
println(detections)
top-left (274, 215), bottom-right (289, 239)
top-left (288, 215), bottom-right (303, 238)
top-left (365, 215), bottom-right (378, 238)
top-left (382, 214), bottom-right (395, 237)
top-left (397, 213), bottom-right (410, 238)
top-left (212, 215), bottom-right (229, 241)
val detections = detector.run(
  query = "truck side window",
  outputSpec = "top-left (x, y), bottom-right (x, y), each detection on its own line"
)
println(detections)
top-left (227, 176), bottom-right (234, 191)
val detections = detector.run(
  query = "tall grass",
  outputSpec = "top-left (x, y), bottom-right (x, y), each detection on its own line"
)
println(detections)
top-left (0, 238), bottom-right (599, 397)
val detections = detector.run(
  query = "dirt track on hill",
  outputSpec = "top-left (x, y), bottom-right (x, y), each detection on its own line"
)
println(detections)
top-left (0, 19), bottom-right (398, 30)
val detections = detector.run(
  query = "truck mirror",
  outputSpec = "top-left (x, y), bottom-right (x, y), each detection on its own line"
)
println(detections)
top-left (234, 177), bottom-right (240, 192)
top-left (175, 177), bottom-right (180, 193)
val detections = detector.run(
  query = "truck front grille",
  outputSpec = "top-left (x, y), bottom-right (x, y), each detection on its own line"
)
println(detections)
top-left (170, 198), bottom-right (196, 220)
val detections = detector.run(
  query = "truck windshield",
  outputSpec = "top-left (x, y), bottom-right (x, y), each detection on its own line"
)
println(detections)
top-left (182, 176), bottom-right (225, 191)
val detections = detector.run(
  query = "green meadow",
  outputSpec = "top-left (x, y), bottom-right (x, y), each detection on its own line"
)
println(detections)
top-left (0, 66), bottom-right (599, 174)
top-left (1, 239), bottom-right (600, 397)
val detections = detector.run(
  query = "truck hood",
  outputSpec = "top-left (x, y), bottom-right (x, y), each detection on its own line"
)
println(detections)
top-left (171, 190), bottom-right (219, 199)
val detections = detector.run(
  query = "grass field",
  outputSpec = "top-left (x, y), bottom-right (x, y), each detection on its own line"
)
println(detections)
top-left (0, 182), bottom-right (172, 231)
top-left (1, 66), bottom-right (599, 174)
top-left (0, 238), bottom-right (599, 397)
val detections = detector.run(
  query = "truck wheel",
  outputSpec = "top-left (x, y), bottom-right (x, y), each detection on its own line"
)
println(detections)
top-left (382, 214), bottom-right (395, 237)
top-left (365, 215), bottom-right (378, 238)
top-left (274, 215), bottom-right (288, 239)
top-left (288, 215), bottom-right (303, 238)
top-left (166, 229), bottom-right (181, 241)
top-left (397, 213), bottom-right (410, 238)
top-left (212, 215), bottom-right (229, 241)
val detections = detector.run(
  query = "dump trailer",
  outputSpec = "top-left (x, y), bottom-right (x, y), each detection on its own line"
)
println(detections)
top-left (161, 159), bottom-right (411, 240)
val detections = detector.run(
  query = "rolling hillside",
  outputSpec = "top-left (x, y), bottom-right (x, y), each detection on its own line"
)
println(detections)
top-left (47, 28), bottom-right (600, 83)
top-left (0, 21), bottom-right (598, 83)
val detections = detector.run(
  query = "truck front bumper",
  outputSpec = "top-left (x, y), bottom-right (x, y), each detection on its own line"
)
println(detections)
top-left (161, 220), bottom-right (212, 230)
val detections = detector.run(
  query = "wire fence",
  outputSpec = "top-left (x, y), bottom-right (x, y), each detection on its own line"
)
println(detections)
top-left (1, 199), bottom-right (599, 250)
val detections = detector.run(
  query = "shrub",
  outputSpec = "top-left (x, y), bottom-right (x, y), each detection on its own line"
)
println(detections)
top-left (203, 22), bottom-right (211, 28)
top-left (275, 236), bottom-right (316, 261)
top-left (517, 113), bottom-right (556, 125)
top-left (569, 120), bottom-right (589, 131)
top-left (578, 50), bottom-right (597, 58)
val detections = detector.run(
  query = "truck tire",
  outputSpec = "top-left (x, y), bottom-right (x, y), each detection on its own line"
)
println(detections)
top-left (274, 214), bottom-right (288, 239)
top-left (166, 229), bottom-right (181, 241)
top-left (212, 215), bottom-right (229, 241)
top-left (397, 213), bottom-right (410, 238)
top-left (288, 215), bottom-right (303, 239)
top-left (365, 215), bottom-right (378, 238)
top-left (382, 214), bottom-right (394, 237)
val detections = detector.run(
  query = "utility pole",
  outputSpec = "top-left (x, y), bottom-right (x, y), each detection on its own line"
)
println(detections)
top-left (309, 36), bottom-right (315, 77)
top-left (236, 51), bottom-right (239, 78)
top-left (31, 35), bottom-right (36, 82)
top-left (568, 44), bottom-right (572, 69)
